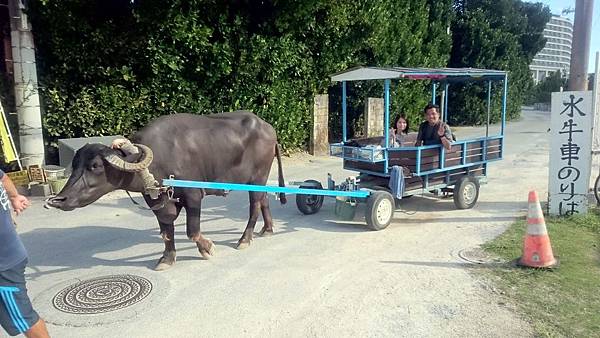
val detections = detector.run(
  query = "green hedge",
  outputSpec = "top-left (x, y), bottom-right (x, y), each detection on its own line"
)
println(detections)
top-left (28, 0), bottom-right (547, 151)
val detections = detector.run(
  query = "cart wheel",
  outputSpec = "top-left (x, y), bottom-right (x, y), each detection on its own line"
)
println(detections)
top-left (365, 191), bottom-right (395, 231)
top-left (453, 176), bottom-right (480, 209)
top-left (296, 180), bottom-right (324, 215)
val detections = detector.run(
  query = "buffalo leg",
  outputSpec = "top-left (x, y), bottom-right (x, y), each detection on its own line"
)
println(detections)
top-left (155, 221), bottom-right (177, 271)
top-left (154, 203), bottom-right (181, 271)
top-left (185, 206), bottom-right (215, 259)
top-left (237, 191), bottom-right (263, 249)
top-left (258, 195), bottom-right (274, 237)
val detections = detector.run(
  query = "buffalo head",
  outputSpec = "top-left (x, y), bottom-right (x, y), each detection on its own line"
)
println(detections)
top-left (46, 143), bottom-right (153, 211)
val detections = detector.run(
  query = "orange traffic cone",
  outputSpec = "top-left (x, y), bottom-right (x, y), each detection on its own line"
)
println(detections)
top-left (517, 191), bottom-right (558, 268)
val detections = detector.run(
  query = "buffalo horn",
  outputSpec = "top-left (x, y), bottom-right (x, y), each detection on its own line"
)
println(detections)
top-left (104, 144), bottom-right (154, 172)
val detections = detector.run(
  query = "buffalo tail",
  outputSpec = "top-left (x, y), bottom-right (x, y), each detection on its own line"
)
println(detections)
top-left (275, 143), bottom-right (287, 204)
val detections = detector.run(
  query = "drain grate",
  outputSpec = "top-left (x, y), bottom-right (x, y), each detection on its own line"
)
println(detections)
top-left (457, 248), bottom-right (499, 265)
top-left (53, 274), bottom-right (152, 314)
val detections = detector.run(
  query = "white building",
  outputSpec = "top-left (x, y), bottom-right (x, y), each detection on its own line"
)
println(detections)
top-left (530, 15), bottom-right (573, 83)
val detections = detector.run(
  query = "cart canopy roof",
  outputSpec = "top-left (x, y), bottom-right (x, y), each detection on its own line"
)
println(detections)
top-left (330, 66), bottom-right (507, 82)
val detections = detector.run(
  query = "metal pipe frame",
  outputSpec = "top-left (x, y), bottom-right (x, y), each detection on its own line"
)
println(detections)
top-left (384, 79), bottom-right (390, 174)
top-left (342, 81), bottom-right (347, 142)
top-left (162, 179), bottom-right (371, 198)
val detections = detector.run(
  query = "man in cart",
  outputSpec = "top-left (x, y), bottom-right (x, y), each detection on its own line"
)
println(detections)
top-left (415, 103), bottom-right (453, 151)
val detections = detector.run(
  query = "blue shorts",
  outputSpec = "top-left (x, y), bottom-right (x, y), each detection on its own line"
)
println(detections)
top-left (0, 259), bottom-right (39, 336)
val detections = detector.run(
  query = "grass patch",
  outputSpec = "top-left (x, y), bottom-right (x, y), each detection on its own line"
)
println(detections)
top-left (481, 211), bottom-right (600, 337)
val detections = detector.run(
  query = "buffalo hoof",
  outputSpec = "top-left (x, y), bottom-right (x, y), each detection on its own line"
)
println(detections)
top-left (197, 239), bottom-right (215, 259)
top-left (258, 227), bottom-right (273, 237)
top-left (154, 255), bottom-right (176, 271)
top-left (236, 239), bottom-right (251, 250)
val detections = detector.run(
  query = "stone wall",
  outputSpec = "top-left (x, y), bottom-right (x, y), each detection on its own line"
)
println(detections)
top-left (310, 94), bottom-right (329, 156)
top-left (364, 97), bottom-right (384, 137)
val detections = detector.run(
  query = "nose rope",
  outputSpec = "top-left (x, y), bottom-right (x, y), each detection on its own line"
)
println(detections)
top-left (124, 187), bottom-right (178, 211)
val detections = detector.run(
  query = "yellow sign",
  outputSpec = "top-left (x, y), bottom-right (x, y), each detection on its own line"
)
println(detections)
top-left (0, 103), bottom-right (18, 164)
top-left (6, 169), bottom-right (29, 186)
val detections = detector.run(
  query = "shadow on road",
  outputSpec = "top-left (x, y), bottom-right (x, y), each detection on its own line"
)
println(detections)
top-left (19, 199), bottom-right (368, 279)
top-left (396, 197), bottom-right (526, 215)
top-left (93, 193), bottom-right (370, 234)
top-left (380, 260), bottom-right (470, 269)
top-left (19, 224), bottom-right (250, 279)
top-left (21, 190), bottom-right (524, 279)
top-left (396, 215), bottom-right (519, 224)
top-left (380, 260), bottom-right (503, 270)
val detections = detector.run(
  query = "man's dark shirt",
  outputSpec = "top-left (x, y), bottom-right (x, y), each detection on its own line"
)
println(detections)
top-left (416, 121), bottom-right (452, 146)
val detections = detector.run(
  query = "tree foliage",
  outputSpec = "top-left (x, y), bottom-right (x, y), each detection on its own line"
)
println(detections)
top-left (27, 0), bottom-right (548, 151)
top-left (526, 71), bottom-right (567, 104)
top-left (448, 0), bottom-right (551, 125)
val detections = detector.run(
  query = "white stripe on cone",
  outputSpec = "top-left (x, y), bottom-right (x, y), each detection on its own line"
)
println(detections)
top-left (527, 197), bottom-right (548, 236)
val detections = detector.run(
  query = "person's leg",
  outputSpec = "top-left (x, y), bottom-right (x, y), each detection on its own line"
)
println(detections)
top-left (0, 293), bottom-right (49, 337)
top-left (0, 259), bottom-right (49, 337)
top-left (24, 318), bottom-right (49, 338)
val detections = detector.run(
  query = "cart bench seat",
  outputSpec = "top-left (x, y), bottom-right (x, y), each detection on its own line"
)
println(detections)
top-left (332, 136), bottom-right (502, 177)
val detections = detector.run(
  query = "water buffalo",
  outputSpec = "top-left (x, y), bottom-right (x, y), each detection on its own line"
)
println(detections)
top-left (46, 111), bottom-right (287, 270)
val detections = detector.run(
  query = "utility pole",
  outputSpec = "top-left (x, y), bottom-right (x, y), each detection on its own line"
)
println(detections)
top-left (8, 0), bottom-right (44, 167)
top-left (594, 52), bottom-right (600, 150)
top-left (568, 0), bottom-right (594, 91)
top-left (592, 52), bottom-right (600, 192)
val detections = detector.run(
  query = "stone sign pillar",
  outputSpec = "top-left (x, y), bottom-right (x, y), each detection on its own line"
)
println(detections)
top-left (310, 94), bottom-right (329, 156)
top-left (364, 98), bottom-right (384, 137)
top-left (548, 91), bottom-right (593, 216)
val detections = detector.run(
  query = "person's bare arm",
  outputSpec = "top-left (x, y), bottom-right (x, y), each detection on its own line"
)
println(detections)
top-left (441, 135), bottom-right (452, 151)
top-left (437, 123), bottom-right (452, 151)
top-left (387, 128), bottom-right (394, 146)
top-left (1, 174), bottom-right (30, 215)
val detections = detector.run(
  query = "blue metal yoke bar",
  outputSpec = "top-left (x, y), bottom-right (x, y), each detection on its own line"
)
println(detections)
top-left (162, 179), bottom-right (371, 198)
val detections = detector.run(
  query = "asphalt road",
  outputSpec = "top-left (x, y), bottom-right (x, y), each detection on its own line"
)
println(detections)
top-left (4, 108), bottom-right (551, 338)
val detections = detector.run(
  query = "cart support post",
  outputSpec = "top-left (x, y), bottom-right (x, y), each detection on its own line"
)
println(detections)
top-left (501, 75), bottom-right (508, 160)
top-left (342, 81), bottom-right (347, 142)
top-left (486, 80), bottom-right (491, 138)
top-left (431, 82), bottom-right (437, 104)
top-left (501, 75), bottom-right (507, 136)
top-left (443, 82), bottom-right (449, 122)
top-left (440, 146), bottom-right (445, 170)
top-left (416, 147), bottom-right (422, 175)
top-left (484, 80), bottom-right (492, 161)
top-left (384, 79), bottom-right (390, 174)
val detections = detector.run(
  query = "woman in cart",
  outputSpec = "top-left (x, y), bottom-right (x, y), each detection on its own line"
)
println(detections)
top-left (386, 114), bottom-right (410, 147)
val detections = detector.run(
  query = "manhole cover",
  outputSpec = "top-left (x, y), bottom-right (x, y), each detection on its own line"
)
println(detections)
top-left (52, 274), bottom-right (152, 314)
top-left (457, 248), bottom-right (499, 264)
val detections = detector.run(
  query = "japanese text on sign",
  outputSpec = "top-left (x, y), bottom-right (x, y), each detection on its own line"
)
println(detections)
top-left (549, 91), bottom-right (593, 216)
